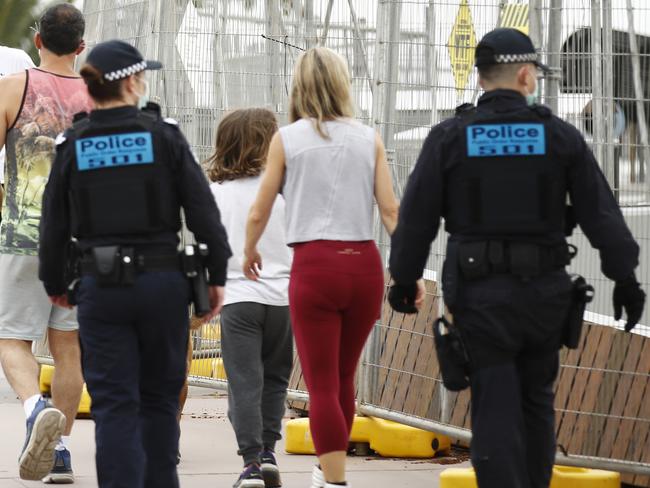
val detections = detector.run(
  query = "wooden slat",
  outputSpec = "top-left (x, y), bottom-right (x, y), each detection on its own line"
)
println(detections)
top-left (622, 341), bottom-right (650, 471)
top-left (596, 333), bottom-right (643, 460)
top-left (449, 389), bottom-right (472, 429)
top-left (376, 308), bottom-right (408, 408)
top-left (610, 340), bottom-right (650, 460)
top-left (381, 309), bottom-right (419, 412)
top-left (399, 282), bottom-right (438, 415)
top-left (554, 346), bottom-right (581, 433)
top-left (556, 324), bottom-right (604, 452)
top-left (568, 325), bottom-right (615, 454)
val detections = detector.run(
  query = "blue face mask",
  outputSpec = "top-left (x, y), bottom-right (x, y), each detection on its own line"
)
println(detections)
top-left (137, 79), bottom-right (150, 109)
top-left (526, 78), bottom-right (539, 106)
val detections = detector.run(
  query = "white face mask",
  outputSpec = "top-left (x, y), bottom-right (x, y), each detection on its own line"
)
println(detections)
top-left (136, 79), bottom-right (150, 109)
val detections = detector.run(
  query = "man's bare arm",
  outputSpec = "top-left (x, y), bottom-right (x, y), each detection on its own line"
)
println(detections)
top-left (0, 73), bottom-right (27, 210)
top-left (0, 72), bottom-right (28, 150)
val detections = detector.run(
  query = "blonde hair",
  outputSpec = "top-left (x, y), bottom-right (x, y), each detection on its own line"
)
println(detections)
top-left (206, 108), bottom-right (278, 183)
top-left (289, 47), bottom-right (355, 138)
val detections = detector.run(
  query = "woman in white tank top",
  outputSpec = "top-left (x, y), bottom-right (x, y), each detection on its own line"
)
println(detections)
top-left (243, 47), bottom-right (425, 488)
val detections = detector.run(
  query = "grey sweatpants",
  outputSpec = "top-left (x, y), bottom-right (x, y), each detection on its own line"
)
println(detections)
top-left (220, 302), bottom-right (293, 465)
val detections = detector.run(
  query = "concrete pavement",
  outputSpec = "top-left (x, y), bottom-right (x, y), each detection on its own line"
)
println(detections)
top-left (0, 373), bottom-right (470, 488)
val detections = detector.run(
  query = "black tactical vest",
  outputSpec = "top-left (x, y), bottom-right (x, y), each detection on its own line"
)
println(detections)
top-left (66, 107), bottom-right (182, 239)
top-left (444, 104), bottom-right (567, 237)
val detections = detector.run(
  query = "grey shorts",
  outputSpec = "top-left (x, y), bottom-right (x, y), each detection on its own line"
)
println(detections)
top-left (0, 254), bottom-right (78, 341)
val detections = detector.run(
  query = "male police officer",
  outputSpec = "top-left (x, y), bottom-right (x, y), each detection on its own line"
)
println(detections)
top-left (39, 40), bottom-right (231, 488)
top-left (388, 28), bottom-right (645, 488)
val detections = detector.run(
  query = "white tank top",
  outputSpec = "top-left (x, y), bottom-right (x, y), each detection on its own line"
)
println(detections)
top-left (279, 118), bottom-right (376, 245)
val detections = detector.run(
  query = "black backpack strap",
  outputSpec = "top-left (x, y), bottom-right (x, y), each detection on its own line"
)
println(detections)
top-left (68, 115), bottom-right (91, 139)
top-left (531, 104), bottom-right (552, 118)
top-left (72, 111), bottom-right (89, 123)
top-left (455, 103), bottom-right (476, 119)
top-left (136, 103), bottom-right (162, 131)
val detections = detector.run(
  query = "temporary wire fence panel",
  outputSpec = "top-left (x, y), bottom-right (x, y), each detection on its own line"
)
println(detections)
top-left (72, 0), bottom-right (650, 477)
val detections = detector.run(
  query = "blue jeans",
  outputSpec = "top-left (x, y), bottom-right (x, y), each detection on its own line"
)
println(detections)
top-left (77, 272), bottom-right (190, 488)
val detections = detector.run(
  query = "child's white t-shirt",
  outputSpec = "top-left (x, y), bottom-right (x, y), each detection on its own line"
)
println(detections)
top-left (210, 176), bottom-right (292, 306)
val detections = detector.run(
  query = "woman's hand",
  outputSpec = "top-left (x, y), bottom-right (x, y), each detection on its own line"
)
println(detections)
top-left (243, 248), bottom-right (263, 281)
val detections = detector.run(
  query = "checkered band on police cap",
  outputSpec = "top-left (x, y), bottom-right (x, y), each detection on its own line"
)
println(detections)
top-left (493, 53), bottom-right (539, 64)
top-left (104, 61), bottom-right (148, 81)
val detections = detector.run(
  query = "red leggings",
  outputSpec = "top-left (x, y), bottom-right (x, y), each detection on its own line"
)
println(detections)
top-left (289, 240), bottom-right (385, 455)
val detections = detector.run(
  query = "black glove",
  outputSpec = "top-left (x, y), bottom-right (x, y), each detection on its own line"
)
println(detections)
top-left (388, 283), bottom-right (418, 314)
top-left (613, 275), bottom-right (646, 332)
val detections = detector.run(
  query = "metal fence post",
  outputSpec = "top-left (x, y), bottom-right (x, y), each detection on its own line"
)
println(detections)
top-left (626, 0), bottom-right (650, 192)
top-left (361, 0), bottom-right (401, 408)
top-left (266, 0), bottom-right (283, 112)
top-left (528, 0), bottom-right (543, 52)
top-left (426, 0), bottom-right (440, 126)
top-left (602, 0), bottom-right (617, 191)
top-left (545, 0), bottom-right (562, 114)
top-left (590, 1), bottom-right (606, 174)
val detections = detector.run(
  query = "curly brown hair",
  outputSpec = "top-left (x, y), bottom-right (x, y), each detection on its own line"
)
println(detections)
top-left (206, 108), bottom-right (278, 183)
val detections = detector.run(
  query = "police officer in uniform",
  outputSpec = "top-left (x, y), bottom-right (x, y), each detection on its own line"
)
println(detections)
top-left (39, 40), bottom-right (232, 488)
top-left (388, 28), bottom-right (645, 488)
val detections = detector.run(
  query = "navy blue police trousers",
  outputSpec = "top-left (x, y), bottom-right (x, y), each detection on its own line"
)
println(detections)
top-left (454, 270), bottom-right (573, 488)
top-left (77, 272), bottom-right (190, 488)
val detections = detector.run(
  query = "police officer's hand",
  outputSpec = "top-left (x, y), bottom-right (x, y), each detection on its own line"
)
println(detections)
top-left (49, 295), bottom-right (73, 310)
top-left (243, 248), bottom-right (262, 281)
top-left (202, 286), bottom-right (225, 324)
top-left (613, 275), bottom-right (646, 332)
top-left (415, 279), bottom-right (426, 309)
top-left (388, 279), bottom-right (426, 314)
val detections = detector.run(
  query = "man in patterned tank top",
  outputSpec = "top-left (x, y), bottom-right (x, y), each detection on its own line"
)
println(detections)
top-left (0, 4), bottom-right (92, 483)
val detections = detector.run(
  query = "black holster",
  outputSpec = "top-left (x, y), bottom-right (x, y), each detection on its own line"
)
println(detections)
top-left (64, 241), bottom-right (82, 305)
top-left (442, 240), bottom-right (460, 309)
top-left (433, 316), bottom-right (471, 391)
top-left (563, 274), bottom-right (594, 349)
top-left (86, 245), bottom-right (137, 288)
top-left (182, 244), bottom-right (211, 318)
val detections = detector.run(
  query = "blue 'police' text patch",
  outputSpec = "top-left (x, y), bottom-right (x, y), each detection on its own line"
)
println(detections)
top-left (466, 123), bottom-right (545, 157)
top-left (75, 132), bottom-right (154, 171)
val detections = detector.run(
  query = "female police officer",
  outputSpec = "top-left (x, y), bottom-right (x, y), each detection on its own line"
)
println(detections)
top-left (38, 40), bottom-right (232, 488)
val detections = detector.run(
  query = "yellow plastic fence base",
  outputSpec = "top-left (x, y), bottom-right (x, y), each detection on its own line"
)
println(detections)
top-left (39, 365), bottom-right (92, 416)
top-left (285, 415), bottom-right (451, 458)
top-left (440, 466), bottom-right (621, 488)
top-left (189, 357), bottom-right (227, 380)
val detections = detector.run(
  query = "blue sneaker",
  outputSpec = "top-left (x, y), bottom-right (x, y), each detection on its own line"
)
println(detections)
top-left (42, 448), bottom-right (74, 484)
top-left (234, 464), bottom-right (265, 488)
top-left (260, 450), bottom-right (282, 487)
top-left (18, 398), bottom-right (66, 481)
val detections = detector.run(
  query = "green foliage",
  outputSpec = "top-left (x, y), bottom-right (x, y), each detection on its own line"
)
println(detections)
top-left (0, 0), bottom-right (73, 64)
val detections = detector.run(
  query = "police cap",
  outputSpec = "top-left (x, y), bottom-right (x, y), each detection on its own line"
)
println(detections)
top-left (475, 28), bottom-right (550, 73)
top-left (86, 40), bottom-right (162, 82)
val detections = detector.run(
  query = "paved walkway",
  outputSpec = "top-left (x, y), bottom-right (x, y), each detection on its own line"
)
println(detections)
top-left (0, 373), bottom-right (469, 487)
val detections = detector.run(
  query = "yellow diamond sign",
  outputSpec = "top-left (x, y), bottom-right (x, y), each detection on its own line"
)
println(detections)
top-left (447, 0), bottom-right (477, 96)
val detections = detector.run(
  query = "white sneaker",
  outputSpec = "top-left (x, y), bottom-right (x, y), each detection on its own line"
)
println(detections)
top-left (325, 483), bottom-right (349, 487)
top-left (311, 465), bottom-right (324, 488)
